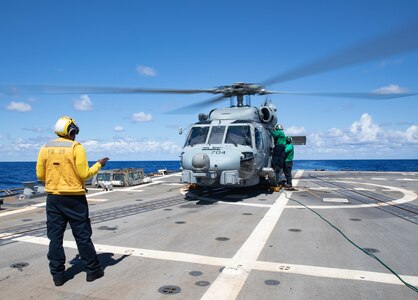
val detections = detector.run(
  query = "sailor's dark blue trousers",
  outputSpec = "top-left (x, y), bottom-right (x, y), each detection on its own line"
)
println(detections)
top-left (272, 144), bottom-right (285, 172)
top-left (46, 194), bottom-right (101, 276)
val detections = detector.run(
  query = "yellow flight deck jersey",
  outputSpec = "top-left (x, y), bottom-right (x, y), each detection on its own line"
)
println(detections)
top-left (36, 137), bottom-right (102, 195)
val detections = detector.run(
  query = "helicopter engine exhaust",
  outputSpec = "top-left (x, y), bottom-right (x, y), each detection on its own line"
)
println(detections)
top-left (258, 104), bottom-right (277, 126)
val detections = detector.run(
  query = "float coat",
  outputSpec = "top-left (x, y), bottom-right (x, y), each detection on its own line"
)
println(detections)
top-left (36, 137), bottom-right (102, 195)
top-left (270, 128), bottom-right (286, 145)
top-left (285, 143), bottom-right (294, 162)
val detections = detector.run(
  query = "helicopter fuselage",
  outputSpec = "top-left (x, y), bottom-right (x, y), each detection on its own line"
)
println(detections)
top-left (180, 105), bottom-right (277, 187)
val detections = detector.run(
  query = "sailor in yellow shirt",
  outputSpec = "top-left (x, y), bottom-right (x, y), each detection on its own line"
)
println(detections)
top-left (36, 116), bottom-right (109, 286)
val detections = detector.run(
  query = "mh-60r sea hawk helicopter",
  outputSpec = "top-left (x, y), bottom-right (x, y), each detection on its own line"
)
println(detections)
top-left (179, 82), bottom-right (304, 187)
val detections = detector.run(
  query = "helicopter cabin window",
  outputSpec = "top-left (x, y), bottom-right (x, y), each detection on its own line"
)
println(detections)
top-left (208, 126), bottom-right (226, 144)
top-left (255, 128), bottom-right (263, 150)
top-left (225, 125), bottom-right (252, 146)
top-left (186, 126), bottom-right (210, 146)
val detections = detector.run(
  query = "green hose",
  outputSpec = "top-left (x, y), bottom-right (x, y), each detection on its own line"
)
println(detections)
top-left (282, 191), bottom-right (418, 294)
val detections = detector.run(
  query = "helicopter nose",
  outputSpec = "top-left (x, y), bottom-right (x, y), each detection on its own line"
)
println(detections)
top-left (192, 153), bottom-right (210, 172)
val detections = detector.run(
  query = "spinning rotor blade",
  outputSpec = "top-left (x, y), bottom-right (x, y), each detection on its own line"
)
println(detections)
top-left (0, 84), bottom-right (215, 96)
top-left (269, 90), bottom-right (417, 99)
top-left (167, 94), bottom-right (226, 114)
top-left (262, 18), bottom-right (418, 86)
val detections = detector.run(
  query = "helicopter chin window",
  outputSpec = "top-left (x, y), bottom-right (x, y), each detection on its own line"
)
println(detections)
top-left (240, 152), bottom-right (254, 178)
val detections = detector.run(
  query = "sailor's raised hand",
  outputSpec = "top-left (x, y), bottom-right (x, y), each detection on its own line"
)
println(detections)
top-left (98, 157), bottom-right (109, 167)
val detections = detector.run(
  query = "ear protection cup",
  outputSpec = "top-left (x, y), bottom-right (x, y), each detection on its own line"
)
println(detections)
top-left (68, 123), bottom-right (80, 136)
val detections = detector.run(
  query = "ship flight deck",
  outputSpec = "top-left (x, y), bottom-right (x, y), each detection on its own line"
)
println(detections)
top-left (0, 170), bottom-right (417, 299)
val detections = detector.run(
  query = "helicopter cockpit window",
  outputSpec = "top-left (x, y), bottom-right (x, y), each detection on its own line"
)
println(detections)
top-left (225, 125), bottom-right (252, 146)
top-left (208, 126), bottom-right (225, 144)
top-left (185, 126), bottom-right (209, 146)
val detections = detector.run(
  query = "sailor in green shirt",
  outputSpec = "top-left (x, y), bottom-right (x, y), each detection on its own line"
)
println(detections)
top-left (270, 124), bottom-right (286, 175)
top-left (284, 136), bottom-right (295, 189)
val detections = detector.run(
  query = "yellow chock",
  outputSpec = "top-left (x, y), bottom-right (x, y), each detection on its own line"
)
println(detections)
top-left (187, 184), bottom-right (198, 190)
top-left (270, 186), bottom-right (282, 192)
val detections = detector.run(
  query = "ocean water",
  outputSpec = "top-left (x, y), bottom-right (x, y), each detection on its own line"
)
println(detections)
top-left (0, 161), bottom-right (181, 190)
top-left (0, 160), bottom-right (417, 190)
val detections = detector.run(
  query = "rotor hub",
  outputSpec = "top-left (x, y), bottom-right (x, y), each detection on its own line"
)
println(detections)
top-left (212, 83), bottom-right (269, 97)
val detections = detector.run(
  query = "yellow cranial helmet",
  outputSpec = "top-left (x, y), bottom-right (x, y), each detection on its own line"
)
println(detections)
top-left (54, 116), bottom-right (79, 137)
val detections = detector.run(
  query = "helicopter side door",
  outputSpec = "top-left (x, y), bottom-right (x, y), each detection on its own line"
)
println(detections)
top-left (254, 125), bottom-right (265, 168)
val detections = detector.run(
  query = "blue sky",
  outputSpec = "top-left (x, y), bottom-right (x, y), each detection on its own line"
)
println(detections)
top-left (1, 0), bottom-right (418, 161)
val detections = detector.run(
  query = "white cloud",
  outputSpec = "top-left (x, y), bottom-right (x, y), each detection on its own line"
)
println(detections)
top-left (132, 112), bottom-right (153, 122)
top-left (82, 138), bottom-right (182, 156)
top-left (74, 95), bottom-right (93, 111)
top-left (114, 126), bottom-right (124, 132)
top-left (23, 127), bottom-right (45, 132)
top-left (286, 126), bottom-right (306, 135)
top-left (328, 128), bottom-right (344, 137)
top-left (373, 84), bottom-right (409, 94)
top-left (308, 132), bottom-right (325, 148)
top-left (136, 65), bottom-right (157, 77)
top-left (0, 135), bottom-right (183, 161)
top-left (297, 113), bottom-right (418, 159)
top-left (6, 101), bottom-right (32, 112)
top-left (0, 136), bottom-right (46, 160)
top-left (405, 125), bottom-right (418, 143)
top-left (1, 113), bottom-right (416, 161)
top-left (350, 113), bottom-right (380, 142)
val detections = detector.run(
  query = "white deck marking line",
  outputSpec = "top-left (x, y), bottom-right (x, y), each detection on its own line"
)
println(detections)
top-left (0, 232), bottom-right (24, 239)
top-left (11, 234), bottom-right (418, 287)
top-left (287, 181), bottom-right (417, 209)
top-left (293, 170), bottom-right (303, 179)
top-left (119, 173), bottom-right (182, 191)
top-left (398, 178), bottom-right (418, 181)
top-left (0, 173), bottom-right (182, 217)
top-left (123, 181), bottom-right (162, 190)
top-left (251, 260), bottom-right (418, 286)
top-left (334, 180), bottom-right (417, 206)
top-left (0, 192), bottom-right (112, 217)
top-left (89, 189), bottom-right (145, 193)
top-left (0, 201), bottom-right (47, 217)
top-left (87, 190), bottom-right (114, 197)
top-left (201, 170), bottom-right (304, 300)
top-left (87, 198), bottom-right (108, 202)
top-left (0, 206), bottom-right (39, 217)
top-left (371, 178), bottom-right (387, 180)
top-left (310, 187), bottom-right (338, 191)
top-left (12, 235), bottom-right (230, 266)
top-left (219, 202), bottom-right (273, 208)
top-left (113, 189), bottom-right (144, 193)
top-left (323, 198), bottom-right (349, 203)
top-left (153, 173), bottom-right (182, 178)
